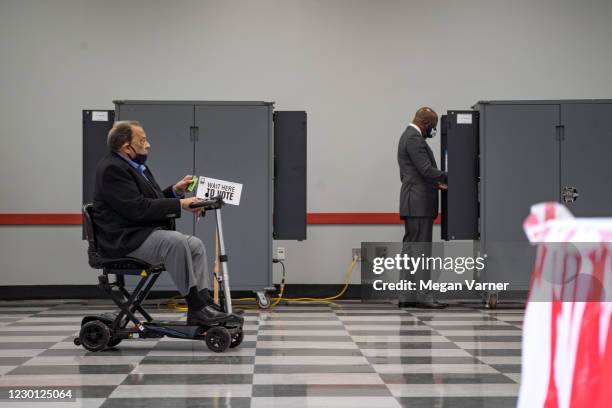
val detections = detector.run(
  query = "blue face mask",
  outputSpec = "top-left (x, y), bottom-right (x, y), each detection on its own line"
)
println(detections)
top-left (129, 145), bottom-right (148, 165)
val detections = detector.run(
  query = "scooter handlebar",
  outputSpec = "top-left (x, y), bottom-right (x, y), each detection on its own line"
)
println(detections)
top-left (188, 196), bottom-right (225, 210)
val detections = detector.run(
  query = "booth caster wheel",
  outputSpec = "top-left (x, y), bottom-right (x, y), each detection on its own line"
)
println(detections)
top-left (79, 320), bottom-right (110, 352)
top-left (487, 293), bottom-right (498, 309)
top-left (256, 292), bottom-right (271, 309)
top-left (205, 326), bottom-right (231, 353)
top-left (230, 330), bottom-right (244, 348)
top-left (73, 338), bottom-right (81, 346)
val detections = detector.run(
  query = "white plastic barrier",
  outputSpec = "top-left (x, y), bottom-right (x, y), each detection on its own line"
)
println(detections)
top-left (519, 202), bottom-right (612, 408)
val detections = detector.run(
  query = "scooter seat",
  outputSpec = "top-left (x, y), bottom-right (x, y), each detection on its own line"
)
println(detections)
top-left (88, 252), bottom-right (164, 274)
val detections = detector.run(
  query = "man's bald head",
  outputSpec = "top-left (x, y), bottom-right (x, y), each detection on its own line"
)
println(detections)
top-left (412, 107), bottom-right (438, 138)
top-left (413, 107), bottom-right (438, 126)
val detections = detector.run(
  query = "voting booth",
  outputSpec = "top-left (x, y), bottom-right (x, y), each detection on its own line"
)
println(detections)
top-left (440, 100), bottom-right (612, 307)
top-left (83, 101), bottom-right (307, 301)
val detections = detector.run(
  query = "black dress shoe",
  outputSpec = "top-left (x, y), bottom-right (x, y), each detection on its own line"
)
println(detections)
top-left (415, 301), bottom-right (448, 309)
top-left (198, 289), bottom-right (245, 316)
top-left (208, 302), bottom-right (245, 315)
top-left (198, 289), bottom-right (215, 304)
top-left (187, 306), bottom-right (229, 326)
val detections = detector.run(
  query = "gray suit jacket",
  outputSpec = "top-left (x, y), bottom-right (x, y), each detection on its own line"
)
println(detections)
top-left (397, 125), bottom-right (447, 218)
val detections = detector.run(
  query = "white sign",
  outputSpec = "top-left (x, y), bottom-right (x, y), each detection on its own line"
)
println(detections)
top-left (92, 111), bottom-right (108, 121)
top-left (196, 176), bottom-right (243, 206)
top-left (457, 113), bottom-right (472, 124)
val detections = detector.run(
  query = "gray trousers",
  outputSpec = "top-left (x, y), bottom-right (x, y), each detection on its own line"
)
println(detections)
top-left (127, 230), bottom-right (211, 296)
top-left (400, 217), bottom-right (435, 302)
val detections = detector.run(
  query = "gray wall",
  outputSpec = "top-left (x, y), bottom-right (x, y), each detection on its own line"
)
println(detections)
top-left (1, 0), bottom-right (612, 286)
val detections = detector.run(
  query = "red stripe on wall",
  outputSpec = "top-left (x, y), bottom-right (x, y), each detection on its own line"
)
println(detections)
top-left (308, 213), bottom-right (402, 224)
top-left (308, 213), bottom-right (441, 225)
top-left (0, 214), bottom-right (82, 225)
top-left (0, 213), bottom-right (441, 225)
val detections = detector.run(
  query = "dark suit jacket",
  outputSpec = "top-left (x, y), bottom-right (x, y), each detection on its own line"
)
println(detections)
top-left (92, 152), bottom-right (181, 258)
top-left (397, 125), bottom-right (447, 218)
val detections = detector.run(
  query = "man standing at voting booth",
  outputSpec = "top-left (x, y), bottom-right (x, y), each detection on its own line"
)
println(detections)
top-left (397, 107), bottom-right (448, 309)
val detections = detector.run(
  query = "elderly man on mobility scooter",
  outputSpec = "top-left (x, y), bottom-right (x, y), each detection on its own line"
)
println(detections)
top-left (78, 120), bottom-right (243, 352)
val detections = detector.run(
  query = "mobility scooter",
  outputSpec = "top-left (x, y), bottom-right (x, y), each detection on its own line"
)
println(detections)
top-left (75, 196), bottom-right (244, 353)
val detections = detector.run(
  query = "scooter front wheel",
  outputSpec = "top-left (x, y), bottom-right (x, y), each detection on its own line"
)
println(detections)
top-left (79, 320), bottom-right (110, 352)
top-left (205, 326), bottom-right (231, 353)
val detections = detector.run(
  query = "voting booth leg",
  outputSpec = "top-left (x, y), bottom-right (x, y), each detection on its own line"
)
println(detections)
top-left (215, 208), bottom-right (233, 315)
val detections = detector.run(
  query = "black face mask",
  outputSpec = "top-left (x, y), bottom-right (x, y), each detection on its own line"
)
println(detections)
top-left (129, 145), bottom-right (148, 165)
top-left (426, 127), bottom-right (437, 139)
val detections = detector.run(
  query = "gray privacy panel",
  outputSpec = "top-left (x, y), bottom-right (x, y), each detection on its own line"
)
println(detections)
top-left (481, 103), bottom-right (560, 242)
top-left (561, 103), bottom-right (612, 217)
top-left (82, 110), bottom-right (114, 239)
top-left (194, 104), bottom-right (273, 290)
top-left (115, 103), bottom-right (195, 290)
top-left (83, 110), bottom-right (114, 206)
top-left (273, 111), bottom-right (307, 240)
top-left (479, 103), bottom-right (560, 289)
top-left (440, 111), bottom-right (479, 240)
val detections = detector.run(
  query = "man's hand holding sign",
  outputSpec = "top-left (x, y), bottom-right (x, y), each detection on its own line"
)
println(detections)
top-left (173, 175), bottom-right (205, 216)
top-left (174, 174), bottom-right (195, 195)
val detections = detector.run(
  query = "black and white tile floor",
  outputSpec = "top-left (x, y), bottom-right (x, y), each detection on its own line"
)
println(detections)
top-left (0, 300), bottom-right (523, 407)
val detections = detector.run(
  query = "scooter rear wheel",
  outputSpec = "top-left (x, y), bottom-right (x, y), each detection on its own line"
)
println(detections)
top-left (229, 329), bottom-right (244, 348)
top-left (205, 326), bottom-right (231, 353)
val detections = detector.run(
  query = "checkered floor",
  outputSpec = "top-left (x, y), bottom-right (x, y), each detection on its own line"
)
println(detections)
top-left (0, 300), bottom-right (523, 407)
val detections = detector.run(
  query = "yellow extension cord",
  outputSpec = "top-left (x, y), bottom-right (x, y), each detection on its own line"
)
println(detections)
top-left (161, 255), bottom-right (359, 311)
